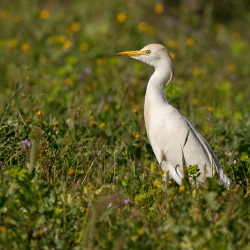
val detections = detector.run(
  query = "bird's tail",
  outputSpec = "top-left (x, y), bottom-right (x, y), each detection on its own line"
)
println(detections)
top-left (218, 169), bottom-right (233, 189)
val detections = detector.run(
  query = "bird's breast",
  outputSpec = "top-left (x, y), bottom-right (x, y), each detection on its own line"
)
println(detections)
top-left (144, 97), bottom-right (151, 141)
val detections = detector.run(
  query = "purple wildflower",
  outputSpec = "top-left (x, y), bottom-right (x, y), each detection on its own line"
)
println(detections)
top-left (225, 152), bottom-right (232, 157)
top-left (114, 162), bottom-right (118, 168)
top-left (233, 160), bottom-right (237, 165)
top-left (78, 74), bottom-right (84, 81)
top-left (230, 74), bottom-right (237, 81)
top-left (1, 162), bottom-right (4, 172)
top-left (122, 198), bottom-right (131, 205)
top-left (137, 162), bottom-right (142, 167)
top-left (107, 203), bottom-right (112, 208)
top-left (76, 181), bottom-right (80, 186)
top-left (43, 227), bottom-right (47, 233)
top-left (106, 96), bottom-right (113, 102)
top-left (22, 139), bottom-right (30, 148)
top-left (209, 217), bottom-right (214, 222)
top-left (85, 67), bottom-right (92, 74)
top-left (112, 178), bottom-right (116, 183)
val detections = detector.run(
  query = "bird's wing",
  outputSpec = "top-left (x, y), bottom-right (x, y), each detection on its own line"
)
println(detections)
top-left (149, 106), bottom-right (231, 186)
top-left (185, 119), bottom-right (232, 186)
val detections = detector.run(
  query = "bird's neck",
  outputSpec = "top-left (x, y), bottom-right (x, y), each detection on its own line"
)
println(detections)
top-left (145, 65), bottom-right (172, 104)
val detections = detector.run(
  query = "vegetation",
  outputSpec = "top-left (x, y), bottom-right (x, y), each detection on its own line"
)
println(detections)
top-left (0, 0), bottom-right (249, 249)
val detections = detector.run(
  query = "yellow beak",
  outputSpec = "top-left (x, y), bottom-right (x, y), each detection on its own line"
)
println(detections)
top-left (116, 50), bottom-right (150, 57)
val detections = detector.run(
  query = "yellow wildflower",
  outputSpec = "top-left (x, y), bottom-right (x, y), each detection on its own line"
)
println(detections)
top-left (137, 22), bottom-right (148, 31)
top-left (21, 42), bottom-right (31, 53)
top-left (193, 68), bottom-right (200, 77)
top-left (186, 38), bottom-right (194, 46)
top-left (159, 170), bottom-right (166, 177)
top-left (65, 78), bottom-right (73, 85)
top-left (13, 15), bottom-right (22, 23)
top-left (150, 162), bottom-right (157, 171)
top-left (37, 111), bottom-right (42, 116)
top-left (59, 36), bottom-right (67, 43)
top-left (1, 10), bottom-right (10, 19)
top-left (49, 36), bottom-right (57, 44)
top-left (90, 120), bottom-right (96, 125)
top-left (53, 121), bottom-right (58, 126)
top-left (135, 133), bottom-right (140, 139)
top-left (95, 58), bottom-right (106, 65)
top-left (233, 112), bottom-right (243, 121)
top-left (192, 189), bottom-right (196, 197)
top-left (104, 105), bottom-right (109, 111)
top-left (207, 57), bottom-right (214, 65)
top-left (167, 40), bottom-right (177, 48)
top-left (121, 121), bottom-right (125, 126)
top-left (67, 169), bottom-right (75, 176)
top-left (170, 52), bottom-right (175, 60)
top-left (132, 108), bottom-right (137, 114)
top-left (39, 9), bottom-right (50, 20)
top-left (39, 68), bottom-right (46, 75)
top-left (63, 40), bottom-right (72, 49)
top-left (214, 23), bottom-right (223, 32)
top-left (8, 39), bottom-right (18, 49)
top-left (85, 85), bottom-right (91, 92)
top-left (231, 32), bottom-right (240, 41)
top-left (99, 122), bottom-right (105, 129)
top-left (146, 25), bottom-right (155, 35)
top-left (80, 42), bottom-right (89, 51)
top-left (138, 228), bottom-right (145, 235)
top-left (227, 64), bottom-right (236, 73)
top-left (92, 81), bottom-right (98, 89)
top-left (116, 13), bottom-right (126, 23)
top-left (0, 226), bottom-right (7, 233)
top-left (153, 180), bottom-right (161, 188)
top-left (39, 54), bottom-right (46, 62)
top-left (131, 235), bottom-right (138, 242)
top-left (191, 98), bottom-right (198, 105)
top-left (70, 22), bottom-right (81, 32)
top-left (179, 185), bottom-right (185, 191)
top-left (154, 4), bottom-right (164, 14)
top-left (207, 106), bottom-right (213, 112)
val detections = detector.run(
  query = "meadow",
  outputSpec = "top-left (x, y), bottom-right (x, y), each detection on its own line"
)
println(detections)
top-left (0, 0), bottom-right (250, 249)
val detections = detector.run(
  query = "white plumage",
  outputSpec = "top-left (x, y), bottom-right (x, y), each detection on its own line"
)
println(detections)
top-left (117, 44), bottom-right (231, 187)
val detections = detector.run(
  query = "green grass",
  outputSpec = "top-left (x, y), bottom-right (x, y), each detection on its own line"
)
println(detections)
top-left (0, 0), bottom-right (250, 249)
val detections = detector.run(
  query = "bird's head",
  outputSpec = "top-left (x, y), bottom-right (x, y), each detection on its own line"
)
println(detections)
top-left (117, 44), bottom-right (174, 71)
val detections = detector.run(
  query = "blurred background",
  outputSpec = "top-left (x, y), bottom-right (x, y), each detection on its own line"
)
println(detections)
top-left (0, 0), bottom-right (250, 156)
top-left (1, 0), bottom-right (249, 113)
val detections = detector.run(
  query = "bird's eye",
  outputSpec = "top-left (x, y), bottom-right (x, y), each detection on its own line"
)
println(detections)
top-left (145, 50), bottom-right (151, 54)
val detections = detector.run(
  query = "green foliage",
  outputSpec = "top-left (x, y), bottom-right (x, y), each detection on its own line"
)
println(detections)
top-left (0, 0), bottom-right (250, 249)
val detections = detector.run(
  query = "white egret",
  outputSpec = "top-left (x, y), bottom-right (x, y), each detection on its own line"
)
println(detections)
top-left (117, 44), bottom-right (231, 187)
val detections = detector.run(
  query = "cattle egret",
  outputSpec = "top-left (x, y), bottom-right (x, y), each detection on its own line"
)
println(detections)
top-left (117, 44), bottom-right (231, 187)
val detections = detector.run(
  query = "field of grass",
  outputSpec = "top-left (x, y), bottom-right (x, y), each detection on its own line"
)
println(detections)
top-left (0, 0), bottom-right (250, 249)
